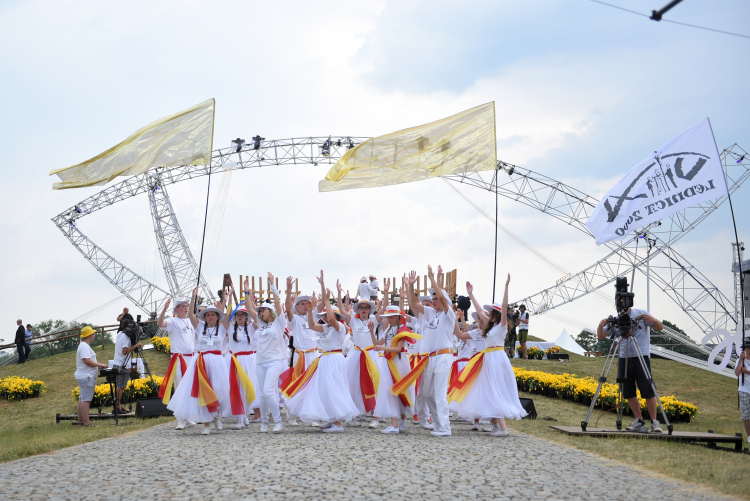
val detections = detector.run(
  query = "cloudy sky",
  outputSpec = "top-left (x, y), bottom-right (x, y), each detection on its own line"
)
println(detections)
top-left (1, 0), bottom-right (748, 344)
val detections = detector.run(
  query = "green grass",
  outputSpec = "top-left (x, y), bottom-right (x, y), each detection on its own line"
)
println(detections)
top-left (0, 343), bottom-right (174, 463)
top-left (509, 352), bottom-right (750, 499)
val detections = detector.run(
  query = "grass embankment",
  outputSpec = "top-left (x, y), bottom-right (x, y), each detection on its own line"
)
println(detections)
top-left (512, 337), bottom-right (749, 499)
top-left (0, 343), bottom-right (173, 463)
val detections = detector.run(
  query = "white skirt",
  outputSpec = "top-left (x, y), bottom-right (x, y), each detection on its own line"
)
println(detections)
top-left (286, 352), bottom-right (359, 424)
top-left (451, 350), bottom-right (527, 421)
top-left (373, 353), bottom-right (414, 419)
top-left (344, 349), bottom-right (379, 415)
top-left (167, 352), bottom-right (231, 423)
top-left (222, 352), bottom-right (259, 418)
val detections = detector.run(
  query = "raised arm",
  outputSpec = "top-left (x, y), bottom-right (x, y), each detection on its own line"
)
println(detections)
top-left (406, 270), bottom-right (424, 317)
top-left (454, 309), bottom-right (472, 340)
top-left (306, 294), bottom-right (325, 333)
top-left (188, 287), bottom-right (199, 328)
top-left (285, 276), bottom-right (295, 322)
top-left (243, 278), bottom-right (258, 324)
top-left (466, 281), bottom-right (489, 324)
top-left (268, 272), bottom-right (283, 317)
top-left (220, 286), bottom-right (233, 330)
top-left (318, 271), bottom-right (340, 330)
top-left (368, 318), bottom-right (382, 347)
top-left (430, 265), bottom-right (450, 313)
top-left (337, 280), bottom-right (351, 323)
top-left (157, 299), bottom-right (171, 329)
top-left (501, 274), bottom-right (510, 327)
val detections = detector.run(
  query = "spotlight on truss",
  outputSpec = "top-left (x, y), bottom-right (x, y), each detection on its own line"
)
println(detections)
top-left (738, 154), bottom-right (746, 164)
top-left (252, 135), bottom-right (265, 150)
top-left (321, 136), bottom-right (332, 157)
top-left (347, 138), bottom-right (355, 150)
top-left (231, 138), bottom-right (245, 153)
top-left (74, 205), bottom-right (82, 213)
top-left (335, 139), bottom-right (342, 147)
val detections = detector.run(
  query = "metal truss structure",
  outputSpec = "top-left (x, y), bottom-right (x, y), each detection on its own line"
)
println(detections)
top-left (52, 137), bottom-right (368, 314)
top-left (53, 133), bottom-right (746, 345)
top-left (444, 144), bottom-right (749, 343)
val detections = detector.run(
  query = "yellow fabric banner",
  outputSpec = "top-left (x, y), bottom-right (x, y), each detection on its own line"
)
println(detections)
top-left (319, 102), bottom-right (496, 192)
top-left (50, 98), bottom-right (215, 190)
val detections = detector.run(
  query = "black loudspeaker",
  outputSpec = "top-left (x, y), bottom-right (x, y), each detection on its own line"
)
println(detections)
top-left (550, 353), bottom-right (569, 360)
top-left (519, 398), bottom-right (537, 419)
top-left (135, 397), bottom-right (173, 418)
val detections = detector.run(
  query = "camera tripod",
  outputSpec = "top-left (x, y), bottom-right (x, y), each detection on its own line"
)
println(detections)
top-left (581, 328), bottom-right (673, 435)
top-left (98, 345), bottom-right (157, 425)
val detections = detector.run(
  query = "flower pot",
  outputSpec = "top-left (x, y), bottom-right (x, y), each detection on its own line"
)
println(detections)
top-left (32, 390), bottom-right (40, 398)
top-left (582, 396), bottom-right (592, 406)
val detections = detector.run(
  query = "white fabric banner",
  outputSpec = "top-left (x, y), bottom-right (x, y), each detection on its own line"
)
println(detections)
top-left (586, 118), bottom-right (728, 245)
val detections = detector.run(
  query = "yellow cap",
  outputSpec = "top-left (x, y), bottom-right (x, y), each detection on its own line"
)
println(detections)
top-left (80, 326), bottom-right (96, 338)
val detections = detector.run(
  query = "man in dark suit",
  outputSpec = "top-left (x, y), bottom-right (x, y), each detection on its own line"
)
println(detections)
top-left (15, 320), bottom-right (26, 364)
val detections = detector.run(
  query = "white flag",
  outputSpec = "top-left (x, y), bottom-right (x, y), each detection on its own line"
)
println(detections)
top-left (586, 118), bottom-right (728, 245)
top-left (50, 99), bottom-right (215, 190)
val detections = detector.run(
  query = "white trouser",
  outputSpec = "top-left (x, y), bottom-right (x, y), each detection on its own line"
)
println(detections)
top-left (256, 359), bottom-right (285, 424)
top-left (415, 373), bottom-right (432, 422)
top-left (421, 353), bottom-right (452, 433)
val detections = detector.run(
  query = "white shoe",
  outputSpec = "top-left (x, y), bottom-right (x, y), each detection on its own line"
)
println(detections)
top-left (186, 420), bottom-right (197, 426)
top-left (368, 419), bottom-right (379, 429)
top-left (175, 421), bottom-right (186, 430)
top-left (249, 416), bottom-right (261, 423)
top-left (399, 419), bottom-right (407, 433)
top-left (235, 421), bottom-right (245, 430)
top-left (420, 422), bottom-right (435, 430)
top-left (455, 417), bottom-right (470, 423)
top-left (491, 428), bottom-right (510, 437)
top-left (482, 426), bottom-right (493, 432)
top-left (322, 424), bottom-right (344, 433)
top-left (201, 426), bottom-right (210, 435)
top-left (320, 422), bottom-right (334, 429)
top-left (260, 423), bottom-right (268, 433)
top-left (471, 423), bottom-right (480, 431)
top-left (213, 417), bottom-right (223, 431)
top-left (273, 422), bottom-right (283, 433)
top-left (382, 426), bottom-right (399, 434)
top-left (478, 419), bottom-right (491, 425)
top-left (287, 417), bottom-right (299, 426)
top-left (346, 419), bottom-right (360, 427)
top-left (310, 421), bottom-right (321, 427)
top-left (430, 429), bottom-right (451, 437)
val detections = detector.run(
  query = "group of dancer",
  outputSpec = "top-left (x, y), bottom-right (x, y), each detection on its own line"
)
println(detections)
top-left (157, 265), bottom-right (527, 436)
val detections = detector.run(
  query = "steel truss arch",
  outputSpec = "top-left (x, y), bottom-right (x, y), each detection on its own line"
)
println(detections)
top-left (52, 136), bottom-right (369, 314)
top-left (444, 143), bottom-right (749, 341)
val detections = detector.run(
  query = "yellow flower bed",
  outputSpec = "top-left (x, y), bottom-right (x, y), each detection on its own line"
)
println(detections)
top-left (151, 336), bottom-right (170, 354)
top-left (512, 367), bottom-right (699, 420)
top-left (0, 376), bottom-right (46, 401)
top-left (72, 375), bottom-right (165, 407)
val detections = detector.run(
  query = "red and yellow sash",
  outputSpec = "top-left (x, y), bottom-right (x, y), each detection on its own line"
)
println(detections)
top-left (282, 350), bottom-right (342, 399)
top-left (280, 348), bottom-right (318, 391)
top-left (391, 348), bottom-right (452, 396)
top-left (190, 351), bottom-right (221, 413)
top-left (354, 346), bottom-right (380, 412)
top-left (447, 346), bottom-right (504, 404)
top-left (450, 357), bottom-right (471, 389)
top-left (159, 353), bottom-right (191, 404)
top-left (228, 353), bottom-right (257, 416)
top-left (383, 329), bottom-right (422, 407)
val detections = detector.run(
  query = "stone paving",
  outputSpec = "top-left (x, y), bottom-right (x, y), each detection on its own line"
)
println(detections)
top-left (0, 416), bottom-right (737, 500)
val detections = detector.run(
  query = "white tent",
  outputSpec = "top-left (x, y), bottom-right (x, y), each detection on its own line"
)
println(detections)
top-left (551, 328), bottom-right (587, 356)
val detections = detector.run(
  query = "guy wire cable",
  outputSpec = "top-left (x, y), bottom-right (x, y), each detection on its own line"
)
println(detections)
top-left (443, 178), bottom-right (612, 307)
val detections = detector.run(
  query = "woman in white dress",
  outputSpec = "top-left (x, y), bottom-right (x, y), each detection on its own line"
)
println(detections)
top-left (447, 275), bottom-right (527, 436)
top-left (284, 270), bottom-right (359, 433)
top-left (223, 300), bottom-right (260, 429)
top-left (167, 287), bottom-right (232, 435)
top-left (246, 273), bottom-right (288, 434)
top-left (371, 304), bottom-right (419, 435)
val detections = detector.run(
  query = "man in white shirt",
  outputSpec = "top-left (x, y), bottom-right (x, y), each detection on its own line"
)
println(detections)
top-left (406, 266), bottom-right (456, 437)
top-left (157, 298), bottom-right (196, 429)
top-left (112, 325), bottom-right (142, 413)
top-left (356, 277), bottom-right (377, 301)
top-left (368, 275), bottom-right (380, 300)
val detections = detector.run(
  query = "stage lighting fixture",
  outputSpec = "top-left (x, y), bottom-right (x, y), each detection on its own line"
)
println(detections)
top-left (738, 154), bottom-right (745, 164)
top-left (231, 138), bottom-right (245, 153)
top-left (507, 166), bottom-right (515, 175)
top-left (321, 136), bottom-right (332, 157)
top-left (336, 139), bottom-right (342, 147)
top-left (75, 205), bottom-right (82, 213)
top-left (252, 135), bottom-right (264, 150)
top-left (347, 139), bottom-right (355, 150)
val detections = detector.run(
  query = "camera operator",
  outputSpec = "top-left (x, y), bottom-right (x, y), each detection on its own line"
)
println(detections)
top-left (596, 308), bottom-right (664, 433)
top-left (517, 305), bottom-right (529, 359)
top-left (505, 307), bottom-right (519, 357)
top-left (112, 322), bottom-right (142, 413)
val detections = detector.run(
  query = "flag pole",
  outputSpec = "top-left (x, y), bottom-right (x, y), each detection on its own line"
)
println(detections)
top-left (196, 163), bottom-right (213, 306)
top-left (492, 163), bottom-right (499, 303)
